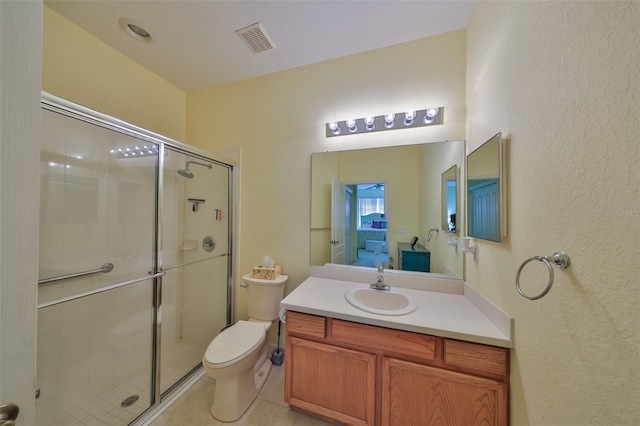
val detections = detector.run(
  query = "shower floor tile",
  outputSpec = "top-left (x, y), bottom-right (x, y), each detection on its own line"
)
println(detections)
top-left (38, 340), bottom-right (205, 426)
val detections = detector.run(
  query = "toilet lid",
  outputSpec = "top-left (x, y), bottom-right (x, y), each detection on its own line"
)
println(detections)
top-left (204, 321), bottom-right (266, 366)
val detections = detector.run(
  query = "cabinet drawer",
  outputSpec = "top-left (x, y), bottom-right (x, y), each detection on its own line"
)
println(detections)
top-left (444, 339), bottom-right (508, 378)
top-left (331, 319), bottom-right (435, 362)
top-left (286, 311), bottom-right (326, 339)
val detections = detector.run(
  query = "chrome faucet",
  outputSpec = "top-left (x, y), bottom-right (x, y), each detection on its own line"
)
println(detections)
top-left (371, 263), bottom-right (390, 291)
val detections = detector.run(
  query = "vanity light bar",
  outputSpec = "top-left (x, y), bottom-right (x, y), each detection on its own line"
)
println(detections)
top-left (326, 107), bottom-right (444, 138)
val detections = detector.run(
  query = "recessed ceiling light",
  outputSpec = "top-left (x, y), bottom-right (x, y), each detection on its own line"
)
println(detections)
top-left (118, 18), bottom-right (152, 43)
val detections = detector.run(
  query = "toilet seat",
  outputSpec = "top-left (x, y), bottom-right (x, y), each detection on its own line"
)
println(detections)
top-left (203, 321), bottom-right (266, 369)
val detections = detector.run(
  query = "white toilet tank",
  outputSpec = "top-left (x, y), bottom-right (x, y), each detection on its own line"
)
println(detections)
top-left (242, 274), bottom-right (287, 321)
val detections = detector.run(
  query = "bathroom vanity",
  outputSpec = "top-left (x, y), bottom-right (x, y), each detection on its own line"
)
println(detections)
top-left (281, 273), bottom-right (511, 426)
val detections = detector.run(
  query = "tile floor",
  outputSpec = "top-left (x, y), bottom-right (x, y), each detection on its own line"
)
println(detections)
top-left (151, 365), bottom-right (336, 426)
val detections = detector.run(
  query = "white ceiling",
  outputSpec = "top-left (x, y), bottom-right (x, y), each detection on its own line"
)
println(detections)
top-left (45, 0), bottom-right (478, 92)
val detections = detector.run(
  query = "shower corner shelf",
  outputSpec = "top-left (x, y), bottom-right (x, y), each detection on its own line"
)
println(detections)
top-left (181, 240), bottom-right (197, 251)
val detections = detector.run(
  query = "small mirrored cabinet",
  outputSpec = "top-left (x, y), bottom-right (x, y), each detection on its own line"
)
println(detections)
top-left (441, 165), bottom-right (458, 233)
top-left (466, 132), bottom-right (507, 242)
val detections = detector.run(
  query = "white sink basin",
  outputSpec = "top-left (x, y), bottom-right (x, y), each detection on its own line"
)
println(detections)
top-left (345, 287), bottom-right (417, 316)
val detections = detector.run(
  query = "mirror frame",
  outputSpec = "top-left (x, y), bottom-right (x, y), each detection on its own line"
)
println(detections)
top-left (441, 165), bottom-right (458, 234)
top-left (466, 132), bottom-right (507, 242)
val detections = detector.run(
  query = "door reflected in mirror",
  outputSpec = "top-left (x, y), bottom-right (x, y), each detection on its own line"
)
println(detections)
top-left (441, 165), bottom-right (458, 233)
top-left (466, 132), bottom-right (507, 242)
top-left (311, 140), bottom-right (465, 279)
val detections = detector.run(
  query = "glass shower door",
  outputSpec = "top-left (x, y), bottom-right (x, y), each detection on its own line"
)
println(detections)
top-left (37, 108), bottom-right (158, 425)
top-left (159, 149), bottom-right (231, 395)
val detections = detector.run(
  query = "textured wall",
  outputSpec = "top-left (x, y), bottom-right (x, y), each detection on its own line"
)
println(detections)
top-left (466, 2), bottom-right (639, 424)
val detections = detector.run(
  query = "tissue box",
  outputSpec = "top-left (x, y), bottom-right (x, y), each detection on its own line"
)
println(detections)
top-left (252, 265), bottom-right (281, 280)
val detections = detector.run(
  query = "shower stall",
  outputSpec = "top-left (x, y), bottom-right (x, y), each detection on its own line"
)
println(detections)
top-left (36, 94), bottom-right (233, 425)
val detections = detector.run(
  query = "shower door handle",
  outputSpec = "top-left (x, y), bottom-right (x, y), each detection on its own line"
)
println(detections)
top-left (0, 403), bottom-right (19, 426)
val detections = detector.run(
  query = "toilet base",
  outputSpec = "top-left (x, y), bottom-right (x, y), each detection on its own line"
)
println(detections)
top-left (210, 355), bottom-right (272, 422)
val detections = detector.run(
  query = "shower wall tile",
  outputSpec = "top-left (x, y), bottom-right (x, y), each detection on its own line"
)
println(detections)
top-left (40, 201), bottom-right (66, 225)
top-left (60, 340), bottom-right (89, 371)
top-left (42, 180), bottom-right (66, 203)
top-left (37, 331), bottom-right (61, 378)
top-left (63, 224), bottom-right (94, 245)
top-left (63, 201), bottom-right (96, 225)
top-left (41, 135), bottom-right (66, 156)
top-left (64, 181), bottom-right (96, 204)
top-left (66, 116), bottom-right (109, 147)
top-left (63, 242), bottom-right (95, 269)
top-left (42, 110), bottom-right (66, 140)
top-left (40, 223), bottom-right (66, 247)
top-left (65, 141), bottom-right (96, 166)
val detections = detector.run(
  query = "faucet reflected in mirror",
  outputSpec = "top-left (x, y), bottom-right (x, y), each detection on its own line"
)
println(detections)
top-left (371, 262), bottom-right (391, 291)
top-left (311, 140), bottom-right (466, 280)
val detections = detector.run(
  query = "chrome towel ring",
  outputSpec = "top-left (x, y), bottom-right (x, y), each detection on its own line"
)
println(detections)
top-left (515, 251), bottom-right (570, 300)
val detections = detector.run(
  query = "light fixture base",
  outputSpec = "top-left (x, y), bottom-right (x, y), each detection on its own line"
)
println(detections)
top-left (326, 107), bottom-right (443, 138)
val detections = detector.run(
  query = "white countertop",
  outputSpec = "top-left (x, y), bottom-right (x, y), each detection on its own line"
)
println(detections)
top-left (280, 276), bottom-right (513, 348)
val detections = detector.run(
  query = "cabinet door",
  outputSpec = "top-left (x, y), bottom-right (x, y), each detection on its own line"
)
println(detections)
top-left (287, 336), bottom-right (376, 426)
top-left (382, 357), bottom-right (507, 426)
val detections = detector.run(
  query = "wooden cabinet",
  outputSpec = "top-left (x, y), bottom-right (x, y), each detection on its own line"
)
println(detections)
top-left (382, 358), bottom-right (507, 426)
top-left (397, 242), bottom-right (430, 272)
top-left (285, 310), bottom-right (509, 426)
top-left (288, 337), bottom-right (376, 425)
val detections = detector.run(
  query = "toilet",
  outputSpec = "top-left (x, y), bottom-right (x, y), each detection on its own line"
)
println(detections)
top-left (202, 273), bottom-right (288, 422)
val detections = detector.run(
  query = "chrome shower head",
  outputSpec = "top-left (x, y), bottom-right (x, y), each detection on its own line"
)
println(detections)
top-left (177, 168), bottom-right (194, 178)
top-left (177, 160), bottom-right (212, 178)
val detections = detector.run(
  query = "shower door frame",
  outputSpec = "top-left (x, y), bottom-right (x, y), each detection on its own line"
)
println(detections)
top-left (39, 92), bottom-right (235, 418)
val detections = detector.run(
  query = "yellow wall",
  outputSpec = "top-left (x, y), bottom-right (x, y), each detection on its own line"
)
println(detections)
top-left (42, 7), bottom-right (186, 141)
top-left (418, 140), bottom-right (465, 276)
top-left (187, 30), bottom-right (467, 319)
top-left (467, 2), bottom-right (639, 424)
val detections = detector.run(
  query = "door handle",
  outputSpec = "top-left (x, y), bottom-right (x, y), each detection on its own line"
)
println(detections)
top-left (0, 403), bottom-right (19, 426)
top-left (330, 240), bottom-right (340, 245)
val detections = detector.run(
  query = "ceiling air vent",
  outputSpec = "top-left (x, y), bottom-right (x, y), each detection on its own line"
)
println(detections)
top-left (235, 22), bottom-right (276, 54)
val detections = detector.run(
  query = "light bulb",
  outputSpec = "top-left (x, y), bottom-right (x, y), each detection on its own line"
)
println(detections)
top-left (404, 110), bottom-right (416, 126)
top-left (346, 119), bottom-right (358, 133)
top-left (384, 113), bottom-right (395, 128)
top-left (328, 121), bottom-right (341, 135)
top-left (424, 107), bottom-right (439, 124)
top-left (364, 116), bottom-right (375, 131)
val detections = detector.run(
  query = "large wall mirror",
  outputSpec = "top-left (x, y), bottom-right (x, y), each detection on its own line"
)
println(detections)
top-left (466, 132), bottom-right (507, 242)
top-left (311, 140), bottom-right (465, 279)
